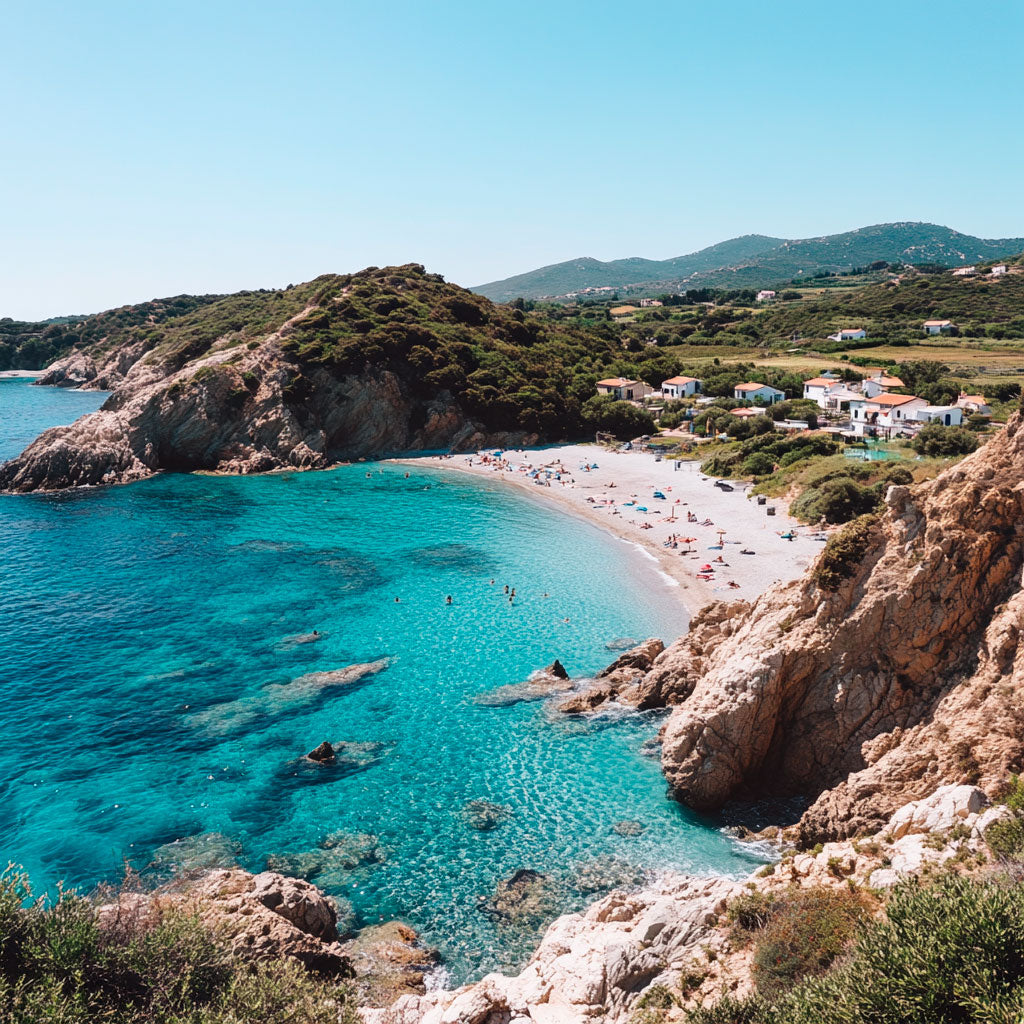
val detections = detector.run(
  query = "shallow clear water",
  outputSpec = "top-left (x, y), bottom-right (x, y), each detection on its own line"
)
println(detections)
top-left (0, 380), bottom-right (768, 980)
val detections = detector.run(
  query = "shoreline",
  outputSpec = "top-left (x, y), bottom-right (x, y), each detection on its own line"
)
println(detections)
top-left (391, 444), bottom-right (821, 619)
top-left (0, 369), bottom-right (43, 379)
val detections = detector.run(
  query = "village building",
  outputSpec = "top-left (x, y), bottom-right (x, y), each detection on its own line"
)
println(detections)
top-left (957, 392), bottom-right (993, 416)
top-left (849, 393), bottom-right (928, 438)
top-left (595, 378), bottom-right (652, 401)
top-left (992, 264), bottom-right (1008, 276)
top-left (729, 407), bottom-right (765, 418)
top-left (661, 375), bottom-right (702, 399)
top-left (915, 405), bottom-right (964, 427)
top-left (639, 298), bottom-right (663, 307)
top-left (923, 319), bottom-right (954, 335)
top-left (822, 386), bottom-right (862, 414)
top-left (827, 327), bottom-right (867, 342)
top-left (733, 382), bottom-right (785, 405)
top-left (802, 376), bottom-right (846, 408)
top-left (862, 372), bottom-right (906, 398)
top-left (756, 290), bottom-right (776, 302)
top-left (952, 266), bottom-right (976, 277)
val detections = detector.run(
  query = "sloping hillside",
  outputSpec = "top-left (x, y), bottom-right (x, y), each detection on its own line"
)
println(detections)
top-left (0, 265), bottom-right (625, 492)
top-left (472, 235), bottom-right (785, 302)
top-left (474, 223), bottom-right (1024, 301)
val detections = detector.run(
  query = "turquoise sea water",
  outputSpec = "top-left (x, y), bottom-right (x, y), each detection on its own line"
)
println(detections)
top-left (0, 379), bottom-right (768, 981)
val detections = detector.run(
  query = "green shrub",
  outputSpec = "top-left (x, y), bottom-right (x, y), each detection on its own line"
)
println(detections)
top-left (910, 422), bottom-right (979, 457)
top-left (811, 514), bottom-right (880, 590)
top-left (688, 875), bottom-right (1024, 1024)
top-left (882, 464), bottom-right (913, 485)
top-left (727, 890), bottom-right (777, 936)
top-left (742, 452), bottom-right (776, 476)
top-left (791, 478), bottom-right (880, 525)
top-left (637, 984), bottom-right (678, 1009)
top-left (0, 867), bottom-right (359, 1024)
top-left (751, 888), bottom-right (869, 996)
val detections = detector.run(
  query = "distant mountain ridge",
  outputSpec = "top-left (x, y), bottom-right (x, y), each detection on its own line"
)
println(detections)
top-left (473, 222), bottom-right (1024, 302)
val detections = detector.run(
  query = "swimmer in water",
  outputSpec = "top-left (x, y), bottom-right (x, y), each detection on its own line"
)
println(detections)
top-left (445, 595), bottom-right (452, 605)
top-left (503, 585), bottom-right (509, 595)
top-left (394, 597), bottom-right (400, 603)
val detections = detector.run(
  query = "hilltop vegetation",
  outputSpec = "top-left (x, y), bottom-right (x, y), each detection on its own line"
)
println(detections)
top-left (473, 223), bottom-right (1024, 301)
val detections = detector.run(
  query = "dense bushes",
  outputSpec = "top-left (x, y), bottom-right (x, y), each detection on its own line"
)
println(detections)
top-left (689, 875), bottom-right (1024, 1024)
top-left (581, 395), bottom-right (656, 440)
top-left (0, 868), bottom-right (358, 1024)
top-left (911, 422), bottom-right (980, 457)
top-left (811, 514), bottom-right (880, 590)
top-left (790, 478), bottom-right (880, 524)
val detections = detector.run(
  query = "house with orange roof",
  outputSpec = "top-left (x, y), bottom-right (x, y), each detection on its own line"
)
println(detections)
top-left (661, 375), bottom-right (702, 399)
top-left (803, 376), bottom-right (845, 408)
top-left (733, 381), bottom-right (785, 405)
top-left (923, 319), bottom-right (955, 335)
top-left (729, 407), bottom-right (765, 418)
top-left (849, 392), bottom-right (928, 438)
top-left (595, 377), bottom-right (652, 402)
top-left (956, 392), bottom-right (992, 416)
top-left (862, 372), bottom-right (906, 398)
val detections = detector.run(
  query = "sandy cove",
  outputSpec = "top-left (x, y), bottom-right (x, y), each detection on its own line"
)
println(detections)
top-left (395, 443), bottom-right (824, 618)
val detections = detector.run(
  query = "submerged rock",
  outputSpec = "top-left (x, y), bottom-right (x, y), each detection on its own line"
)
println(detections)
top-left (573, 855), bottom-right (647, 894)
top-left (147, 832), bottom-right (242, 878)
top-left (474, 661), bottom-right (574, 707)
top-left (612, 819), bottom-right (646, 837)
top-left (477, 869), bottom-right (560, 928)
top-left (461, 799), bottom-right (514, 831)
top-left (268, 831), bottom-right (386, 894)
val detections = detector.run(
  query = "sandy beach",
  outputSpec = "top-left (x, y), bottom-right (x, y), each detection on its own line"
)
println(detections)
top-left (0, 370), bottom-right (43, 379)
top-left (396, 444), bottom-right (826, 618)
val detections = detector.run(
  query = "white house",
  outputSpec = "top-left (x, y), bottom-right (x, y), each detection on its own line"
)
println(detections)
top-left (596, 378), bottom-right (653, 401)
top-left (756, 290), bottom-right (776, 302)
top-left (952, 266), bottom-right (976, 277)
top-left (640, 298), bottom-right (664, 307)
top-left (992, 265), bottom-right (1008, 277)
top-left (849, 393), bottom-right (928, 438)
top-left (862, 372), bottom-right (906, 398)
top-left (661, 375), bottom-right (702, 399)
top-left (915, 405), bottom-right (963, 427)
top-left (923, 319), bottom-right (954, 335)
top-left (827, 327), bottom-right (867, 342)
top-left (733, 381), bottom-right (785, 405)
top-left (822, 386), bottom-right (861, 414)
top-left (956, 392), bottom-right (992, 416)
top-left (802, 376), bottom-right (846, 408)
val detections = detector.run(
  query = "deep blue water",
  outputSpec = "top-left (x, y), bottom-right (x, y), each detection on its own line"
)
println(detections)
top-left (0, 379), bottom-right (768, 980)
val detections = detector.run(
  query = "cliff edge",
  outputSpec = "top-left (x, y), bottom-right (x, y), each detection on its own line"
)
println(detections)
top-left (568, 413), bottom-right (1024, 841)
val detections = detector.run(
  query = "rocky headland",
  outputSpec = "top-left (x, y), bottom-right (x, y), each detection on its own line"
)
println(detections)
top-left (0, 265), bottom-right (623, 493)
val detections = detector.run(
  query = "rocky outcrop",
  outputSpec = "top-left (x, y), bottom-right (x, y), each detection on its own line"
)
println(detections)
top-left (98, 869), bottom-right (353, 975)
top-left (307, 741), bottom-right (337, 763)
top-left (35, 349), bottom-right (99, 388)
top-left (2, 268), bottom-right (556, 493)
top-left (549, 417), bottom-right (1024, 842)
top-left (365, 785), bottom-right (1010, 1023)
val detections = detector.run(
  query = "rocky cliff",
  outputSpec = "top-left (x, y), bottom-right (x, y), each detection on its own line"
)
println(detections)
top-left (0, 265), bottom-right (617, 492)
top-left (564, 414), bottom-right (1024, 842)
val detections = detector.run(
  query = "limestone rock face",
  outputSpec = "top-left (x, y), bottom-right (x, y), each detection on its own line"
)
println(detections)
top-left (363, 875), bottom-right (742, 1024)
top-left (1, 310), bottom-right (538, 492)
top-left (617, 415), bottom-right (1024, 840)
top-left (35, 349), bottom-right (98, 388)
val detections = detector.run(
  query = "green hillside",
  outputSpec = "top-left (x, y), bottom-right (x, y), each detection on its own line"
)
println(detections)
top-left (0, 295), bottom-right (224, 371)
top-left (473, 223), bottom-right (1024, 302)
top-left (472, 235), bottom-right (784, 302)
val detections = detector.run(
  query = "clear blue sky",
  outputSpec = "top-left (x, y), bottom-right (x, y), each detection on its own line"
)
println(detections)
top-left (2, 0), bottom-right (1022, 319)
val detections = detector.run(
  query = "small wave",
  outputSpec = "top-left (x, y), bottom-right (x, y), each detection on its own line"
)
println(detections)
top-left (424, 964), bottom-right (452, 992)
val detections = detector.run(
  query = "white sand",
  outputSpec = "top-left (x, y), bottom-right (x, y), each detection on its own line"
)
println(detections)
top-left (395, 444), bottom-right (826, 618)
top-left (0, 370), bottom-right (43, 379)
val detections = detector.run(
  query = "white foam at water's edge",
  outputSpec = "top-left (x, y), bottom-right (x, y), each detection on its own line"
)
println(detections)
top-left (424, 965), bottom-right (452, 991)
